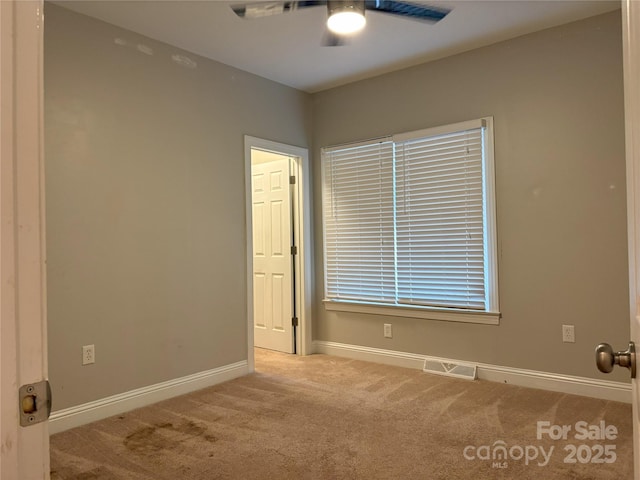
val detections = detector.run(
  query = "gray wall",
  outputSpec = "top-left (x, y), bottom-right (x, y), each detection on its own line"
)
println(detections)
top-left (46, 3), bottom-right (630, 413)
top-left (45, 4), bottom-right (312, 410)
top-left (311, 11), bottom-right (630, 381)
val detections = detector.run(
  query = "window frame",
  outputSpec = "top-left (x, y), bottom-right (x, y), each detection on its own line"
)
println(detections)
top-left (321, 117), bottom-right (500, 325)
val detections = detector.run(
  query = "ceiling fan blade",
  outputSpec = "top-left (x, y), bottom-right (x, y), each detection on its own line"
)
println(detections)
top-left (232, 1), bottom-right (327, 19)
top-left (364, 0), bottom-right (451, 23)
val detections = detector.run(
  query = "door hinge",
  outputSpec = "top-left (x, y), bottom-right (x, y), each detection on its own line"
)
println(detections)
top-left (289, 175), bottom-right (296, 185)
top-left (292, 316), bottom-right (299, 327)
top-left (19, 380), bottom-right (52, 427)
top-left (291, 245), bottom-right (297, 255)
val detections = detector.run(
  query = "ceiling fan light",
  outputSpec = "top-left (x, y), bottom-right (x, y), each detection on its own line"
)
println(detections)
top-left (327, 2), bottom-right (366, 35)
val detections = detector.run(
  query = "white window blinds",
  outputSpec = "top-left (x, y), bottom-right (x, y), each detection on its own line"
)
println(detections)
top-left (395, 127), bottom-right (485, 309)
top-left (322, 118), bottom-right (496, 313)
top-left (322, 139), bottom-right (395, 302)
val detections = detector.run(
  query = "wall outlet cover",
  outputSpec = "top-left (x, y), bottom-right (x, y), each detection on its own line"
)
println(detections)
top-left (82, 344), bottom-right (95, 365)
top-left (383, 323), bottom-right (392, 338)
top-left (562, 325), bottom-right (575, 343)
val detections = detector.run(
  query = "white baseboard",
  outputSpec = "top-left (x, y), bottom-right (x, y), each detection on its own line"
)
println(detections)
top-left (313, 341), bottom-right (632, 404)
top-left (49, 360), bottom-right (249, 434)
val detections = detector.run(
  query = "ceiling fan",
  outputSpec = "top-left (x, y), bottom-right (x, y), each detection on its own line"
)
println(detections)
top-left (230, 1), bottom-right (452, 46)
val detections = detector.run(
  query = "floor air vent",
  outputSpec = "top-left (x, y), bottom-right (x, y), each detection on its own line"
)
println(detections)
top-left (423, 359), bottom-right (477, 380)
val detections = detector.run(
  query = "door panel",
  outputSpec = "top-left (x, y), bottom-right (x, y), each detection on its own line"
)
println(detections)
top-left (254, 273), bottom-right (266, 329)
top-left (271, 200), bottom-right (284, 256)
top-left (252, 156), bottom-right (294, 353)
top-left (253, 201), bottom-right (265, 255)
top-left (272, 274), bottom-right (285, 331)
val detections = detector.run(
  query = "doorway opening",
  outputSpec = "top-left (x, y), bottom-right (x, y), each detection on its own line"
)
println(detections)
top-left (244, 137), bottom-right (311, 369)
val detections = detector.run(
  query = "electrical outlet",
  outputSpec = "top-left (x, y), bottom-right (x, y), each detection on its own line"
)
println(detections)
top-left (82, 344), bottom-right (95, 365)
top-left (562, 325), bottom-right (575, 343)
top-left (383, 323), bottom-right (392, 339)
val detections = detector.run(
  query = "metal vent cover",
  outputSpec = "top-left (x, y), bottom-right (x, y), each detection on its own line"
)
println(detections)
top-left (423, 359), bottom-right (477, 381)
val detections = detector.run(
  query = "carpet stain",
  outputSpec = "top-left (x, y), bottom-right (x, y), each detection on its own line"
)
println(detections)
top-left (75, 467), bottom-right (113, 480)
top-left (124, 420), bottom-right (212, 455)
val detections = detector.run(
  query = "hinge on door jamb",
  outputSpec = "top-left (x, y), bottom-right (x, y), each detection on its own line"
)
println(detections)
top-left (291, 246), bottom-right (297, 255)
top-left (292, 317), bottom-right (299, 327)
top-left (289, 175), bottom-right (296, 185)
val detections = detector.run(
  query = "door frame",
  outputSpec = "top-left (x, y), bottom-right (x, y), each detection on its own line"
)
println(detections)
top-left (622, 0), bottom-right (640, 475)
top-left (0, 0), bottom-right (50, 478)
top-left (244, 136), bottom-right (312, 368)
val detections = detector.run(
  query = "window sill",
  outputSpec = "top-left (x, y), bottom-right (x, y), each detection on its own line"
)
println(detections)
top-left (323, 300), bottom-right (501, 325)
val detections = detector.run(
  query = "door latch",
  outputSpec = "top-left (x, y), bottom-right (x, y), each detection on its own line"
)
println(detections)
top-left (19, 380), bottom-right (51, 426)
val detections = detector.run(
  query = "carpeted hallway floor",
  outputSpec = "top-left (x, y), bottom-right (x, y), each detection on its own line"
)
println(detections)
top-left (50, 348), bottom-right (633, 479)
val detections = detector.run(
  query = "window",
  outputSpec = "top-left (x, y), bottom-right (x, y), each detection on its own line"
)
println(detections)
top-left (321, 118), bottom-right (499, 324)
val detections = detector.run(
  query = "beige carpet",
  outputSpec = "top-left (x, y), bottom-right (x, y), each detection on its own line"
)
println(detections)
top-left (50, 349), bottom-right (633, 479)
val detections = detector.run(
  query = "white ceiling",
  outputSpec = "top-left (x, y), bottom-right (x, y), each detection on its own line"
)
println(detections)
top-left (54, 0), bottom-right (620, 93)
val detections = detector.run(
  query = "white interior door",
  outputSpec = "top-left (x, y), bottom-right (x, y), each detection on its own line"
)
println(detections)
top-left (622, 0), bottom-right (640, 476)
top-left (0, 0), bottom-right (50, 478)
top-left (252, 155), bottom-right (294, 354)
